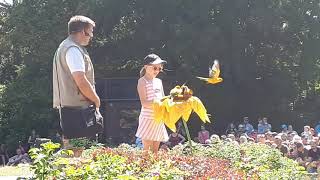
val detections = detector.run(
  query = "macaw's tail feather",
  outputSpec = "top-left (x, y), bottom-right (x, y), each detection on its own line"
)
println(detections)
top-left (196, 76), bottom-right (208, 82)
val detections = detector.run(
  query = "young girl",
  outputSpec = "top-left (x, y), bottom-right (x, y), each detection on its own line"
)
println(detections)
top-left (135, 54), bottom-right (169, 153)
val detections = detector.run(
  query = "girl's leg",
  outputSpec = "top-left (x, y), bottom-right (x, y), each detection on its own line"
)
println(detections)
top-left (142, 140), bottom-right (153, 152)
top-left (152, 141), bottom-right (161, 154)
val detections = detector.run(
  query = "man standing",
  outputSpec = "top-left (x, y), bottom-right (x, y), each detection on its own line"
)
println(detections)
top-left (53, 15), bottom-right (100, 146)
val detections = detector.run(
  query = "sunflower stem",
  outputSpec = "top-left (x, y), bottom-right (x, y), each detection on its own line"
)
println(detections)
top-left (182, 119), bottom-right (193, 153)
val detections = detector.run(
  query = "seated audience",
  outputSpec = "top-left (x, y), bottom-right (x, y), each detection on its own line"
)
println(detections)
top-left (210, 134), bottom-right (220, 144)
top-left (166, 132), bottom-right (185, 148)
top-left (301, 126), bottom-right (312, 141)
top-left (308, 140), bottom-right (320, 161)
top-left (280, 144), bottom-right (289, 157)
top-left (51, 131), bottom-right (62, 144)
top-left (227, 134), bottom-right (236, 141)
top-left (257, 118), bottom-right (265, 134)
top-left (7, 148), bottom-right (31, 166)
top-left (281, 124), bottom-right (288, 134)
top-left (198, 125), bottom-right (210, 144)
top-left (243, 117), bottom-right (254, 136)
top-left (28, 129), bottom-right (39, 148)
top-left (287, 125), bottom-right (297, 134)
top-left (315, 121), bottom-right (320, 136)
top-left (262, 117), bottom-right (272, 131)
top-left (225, 123), bottom-right (237, 135)
top-left (236, 124), bottom-right (246, 138)
top-left (256, 134), bottom-right (266, 144)
top-left (239, 136), bottom-right (247, 144)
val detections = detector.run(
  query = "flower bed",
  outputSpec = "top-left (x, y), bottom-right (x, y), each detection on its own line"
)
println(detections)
top-left (29, 142), bottom-right (307, 179)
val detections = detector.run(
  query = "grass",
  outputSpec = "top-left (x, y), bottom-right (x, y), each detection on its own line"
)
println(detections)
top-left (0, 165), bottom-right (32, 176)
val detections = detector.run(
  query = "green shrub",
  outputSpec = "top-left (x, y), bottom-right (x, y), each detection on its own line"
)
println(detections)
top-left (170, 142), bottom-right (306, 179)
top-left (69, 137), bottom-right (96, 148)
top-left (29, 142), bottom-right (72, 180)
top-left (236, 143), bottom-right (306, 179)
top-left (29, 142), bottom-right (307, 179)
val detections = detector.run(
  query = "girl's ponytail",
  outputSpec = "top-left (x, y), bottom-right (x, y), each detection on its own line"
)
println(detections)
top-left (139, 67), bottom-right (146, 77)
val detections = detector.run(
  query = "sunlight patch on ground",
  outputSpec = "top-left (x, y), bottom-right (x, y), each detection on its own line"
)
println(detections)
top-left (0, 165), bottom-right (32, 176)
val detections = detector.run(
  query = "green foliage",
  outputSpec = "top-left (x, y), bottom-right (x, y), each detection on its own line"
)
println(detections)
top-left (29, 142), bottom-right (307, 179)
top-left (138, 160), bottom-right (186, 180)
top-left (94, 153), bottom-right (132, 179)
top-left (69, 138), bottom-right (96, 148)
top-left (28, 142), bottom-right (185, 179)
top-left (80, 143), bottom-right (104, 158)
top-left (169, 141), bottom-right (241, 164)
top-left (29, 141), bottom-right (72, 180)
top-left (170, 142), bottom-right (306, 179)
top-left (236, 143), bottom-right (306, 179)
top-left (206, 141), bottom-right (241, 164)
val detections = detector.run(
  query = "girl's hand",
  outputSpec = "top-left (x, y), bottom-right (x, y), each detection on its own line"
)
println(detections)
top-left (153, 99), bottom-right (161, 104)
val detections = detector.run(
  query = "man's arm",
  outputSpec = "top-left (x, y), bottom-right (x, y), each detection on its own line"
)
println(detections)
top-left (65, 47), bottom-right (100, 108)
top-left (72, 72), bottom-right (100, 108)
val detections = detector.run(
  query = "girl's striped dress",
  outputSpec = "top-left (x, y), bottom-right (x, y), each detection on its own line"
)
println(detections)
top-left (135, 77), bottom-right (169, 142)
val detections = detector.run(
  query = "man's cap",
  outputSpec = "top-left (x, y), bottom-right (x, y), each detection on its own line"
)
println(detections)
top-left (144, 54), bottom-right (167, 65)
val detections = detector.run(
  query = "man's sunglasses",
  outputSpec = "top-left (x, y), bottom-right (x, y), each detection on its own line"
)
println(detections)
top-left (84, 31), bottom-right (93, 38)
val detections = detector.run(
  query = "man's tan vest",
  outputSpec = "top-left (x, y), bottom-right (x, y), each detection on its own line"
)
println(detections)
top-left (53, 36), bottom-right (95, 108)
